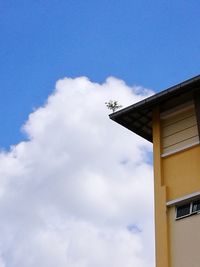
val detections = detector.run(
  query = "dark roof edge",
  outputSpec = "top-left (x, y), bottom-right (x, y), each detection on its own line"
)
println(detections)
top-left (109, 74), bottom-right (200, 120)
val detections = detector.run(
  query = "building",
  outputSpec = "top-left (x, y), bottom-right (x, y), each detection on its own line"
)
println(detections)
top-left (109, 75), bottom-right (200, 267)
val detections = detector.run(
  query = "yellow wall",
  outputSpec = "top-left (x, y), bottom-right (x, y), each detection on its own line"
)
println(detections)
top-left (153, 107), bottom-right (169, 267)
top-left (163, 145), bottom-right (200, 201)
top-left (152, 106), bottom-right (200, 267)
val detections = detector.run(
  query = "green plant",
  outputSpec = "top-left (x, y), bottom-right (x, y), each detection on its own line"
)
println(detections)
top-left (105, 100), bottom-right (122, 113)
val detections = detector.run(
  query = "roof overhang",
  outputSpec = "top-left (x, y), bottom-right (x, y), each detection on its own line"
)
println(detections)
top-left (109, 75), bottom-right (200, 142)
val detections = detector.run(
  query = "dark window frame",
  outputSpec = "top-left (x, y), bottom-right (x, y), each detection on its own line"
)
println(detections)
top-left (175, 199), bottom-right (200, 220)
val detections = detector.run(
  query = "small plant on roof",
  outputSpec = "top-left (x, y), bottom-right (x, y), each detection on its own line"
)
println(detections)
top-left (105, 100), bottom-right (122, 113)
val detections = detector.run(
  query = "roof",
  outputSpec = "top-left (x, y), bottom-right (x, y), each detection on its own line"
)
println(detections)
top-left (109, 74), bottom-right (200, 142)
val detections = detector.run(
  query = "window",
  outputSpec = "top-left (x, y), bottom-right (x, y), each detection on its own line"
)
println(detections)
top-left (176, 199), bottom-right (200, 220)
top-left (192, 199), bottom-right (200, 213)
top-left (176, 204), bottom-right (191, 219)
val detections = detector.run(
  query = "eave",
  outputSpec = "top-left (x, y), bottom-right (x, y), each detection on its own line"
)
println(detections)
top-left (109, 75), bottom-right (200, 142)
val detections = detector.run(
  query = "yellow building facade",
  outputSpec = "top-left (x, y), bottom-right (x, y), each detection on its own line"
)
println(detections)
top-left (110, 75), bottom-right (200, 267)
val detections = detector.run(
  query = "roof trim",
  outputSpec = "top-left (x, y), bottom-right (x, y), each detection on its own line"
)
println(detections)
top-left (110, 74), bottom-right (200, 119)
top-left (109, 74), bottom-right (200, 142)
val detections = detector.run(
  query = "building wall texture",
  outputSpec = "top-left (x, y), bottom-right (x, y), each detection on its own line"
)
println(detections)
top-left (153, 104), bottom-right (200, 267)
top-left (169, 206), bottom-right (200, 267)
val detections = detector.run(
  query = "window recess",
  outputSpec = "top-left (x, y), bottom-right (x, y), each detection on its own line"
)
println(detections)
top-left (192, 199), bottom-right (200, 213)
top-left (176, 199), bottom-right (200, 220)
top-left (176, 203), bottom-right (191, 219)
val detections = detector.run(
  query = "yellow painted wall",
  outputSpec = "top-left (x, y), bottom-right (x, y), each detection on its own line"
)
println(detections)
top-left (152, 105), bottom-right (200, 267)
top-left (153, 107), bottom-right (169, 267)
top-left (163, 145), bottom-right (200, 201)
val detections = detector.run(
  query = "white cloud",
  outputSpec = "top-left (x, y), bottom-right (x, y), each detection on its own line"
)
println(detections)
top-left (0, 76), bottom-right (154, 267)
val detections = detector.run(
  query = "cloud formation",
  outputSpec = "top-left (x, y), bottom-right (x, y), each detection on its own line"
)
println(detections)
top-left (0, 77), bottom-right (154, 267)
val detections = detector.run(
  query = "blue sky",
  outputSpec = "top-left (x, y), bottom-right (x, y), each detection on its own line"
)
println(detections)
top-left (1, 0), bottom-right (200, 147)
